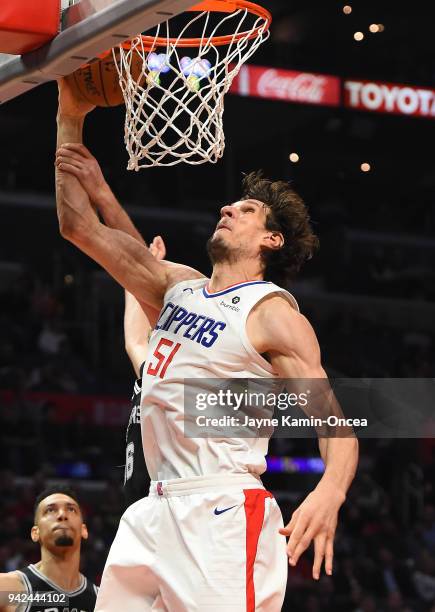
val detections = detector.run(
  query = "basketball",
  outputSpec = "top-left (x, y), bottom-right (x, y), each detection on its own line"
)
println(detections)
top-left (64, 50), bottom-right (143, 108)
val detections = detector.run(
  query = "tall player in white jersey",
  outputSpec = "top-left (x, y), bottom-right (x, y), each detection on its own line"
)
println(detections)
top-left (55, 79), bottom-right (358, 611)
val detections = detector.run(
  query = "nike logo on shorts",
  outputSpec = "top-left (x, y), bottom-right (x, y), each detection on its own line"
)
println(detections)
top-left (214, 505), bottom-right (237, 515)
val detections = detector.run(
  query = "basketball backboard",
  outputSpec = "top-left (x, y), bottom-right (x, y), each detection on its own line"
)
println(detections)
top-left (0, 0), bottom-right (197, 104)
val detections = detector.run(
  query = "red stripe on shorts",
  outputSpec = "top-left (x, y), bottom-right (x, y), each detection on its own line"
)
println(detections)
top-left (244, 489), bottom-right (273, 612)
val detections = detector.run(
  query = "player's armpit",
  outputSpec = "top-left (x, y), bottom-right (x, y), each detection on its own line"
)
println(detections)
top-left (125, 343), bottom-right (148, 379)
top-left (137, 302), bottom-right (160, 330)
top-left (124, 291), bottom-right (157, 377)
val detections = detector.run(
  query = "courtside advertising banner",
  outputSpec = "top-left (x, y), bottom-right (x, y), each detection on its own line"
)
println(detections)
top-left (231, 64), bottom-right (341, 107)
top-left (344, 79), bottom-right (435, 118)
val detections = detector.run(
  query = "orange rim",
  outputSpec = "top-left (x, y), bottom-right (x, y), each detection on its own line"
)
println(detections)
top-left (98, 0), bottom-right (270, 58)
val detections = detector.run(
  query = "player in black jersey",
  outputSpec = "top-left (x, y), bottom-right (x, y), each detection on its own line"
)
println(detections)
top-left (0, 486), bottom-right (97, 612)
top-left (124, 361), bottom-right (149, 506)
top-left (123, 236), bottom-right (166, 506)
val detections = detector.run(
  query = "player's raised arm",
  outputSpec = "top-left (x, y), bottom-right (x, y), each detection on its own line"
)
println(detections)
top-left (250, 294), bottom-right (359, 580)
top-left (53, 144), bottom-right (163, 373)
top-left (55, 141), bottom-right (145, 244)
top-left (55, 79), bottom-right (201, 309)
top-left (124, 236), bottom-right (166, 376)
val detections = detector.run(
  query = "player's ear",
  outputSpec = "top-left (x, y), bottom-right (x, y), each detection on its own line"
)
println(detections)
top-left (31, 526), bottom-right (40, 543)
top-left (81, 523), bottom-right (89, 541)
top-left (263, 231), bottom-right (284, 250)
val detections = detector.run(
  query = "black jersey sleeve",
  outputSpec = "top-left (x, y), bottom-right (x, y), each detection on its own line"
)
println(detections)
top-left (17, 565), bottom-right (97, 612)
top-left (124, 362), bottom-right (150, 506)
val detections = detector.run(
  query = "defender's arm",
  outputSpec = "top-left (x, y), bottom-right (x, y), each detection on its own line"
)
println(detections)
top-left (124, 237), bottom-right (166, 376)
top-left (0, 572), bottom-right (25, 612)
top-left (124, 291), bottom-right (154, 377)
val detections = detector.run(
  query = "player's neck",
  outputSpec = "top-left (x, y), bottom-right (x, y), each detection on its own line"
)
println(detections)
top-left (209, 261), bottom-right (263, 293)
top-left (36, 549), bottom-right (82, 591)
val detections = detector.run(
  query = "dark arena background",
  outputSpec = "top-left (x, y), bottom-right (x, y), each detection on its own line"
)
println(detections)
top-left (1, 1), bottom-right (435, 611)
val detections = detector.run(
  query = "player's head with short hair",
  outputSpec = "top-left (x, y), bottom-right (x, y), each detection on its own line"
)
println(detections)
top-left (33, 486), bottom-right (82, 519)
top-left (32, 486), bottom-right (88, 553)
top-left (207, 171), bottom-right (318, 285)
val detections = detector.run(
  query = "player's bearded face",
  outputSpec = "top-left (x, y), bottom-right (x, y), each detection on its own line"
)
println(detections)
top-left (206, 232), bottom-right (245, 264)
top-left (34, 494), bottom-right (86, 550)
top-left (54, 533), bottom-right (75, 546)
top-left (207, 200), bottom-right (268, 265)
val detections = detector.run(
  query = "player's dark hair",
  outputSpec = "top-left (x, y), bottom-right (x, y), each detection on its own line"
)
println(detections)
top-left (34, 486), bottom-right (82, 520)
top-left (241, 171), bottom-right (319, 285)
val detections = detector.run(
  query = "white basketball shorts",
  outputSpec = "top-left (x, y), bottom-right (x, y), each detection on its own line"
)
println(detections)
top-left (95, 473), bottom-right (287, 611)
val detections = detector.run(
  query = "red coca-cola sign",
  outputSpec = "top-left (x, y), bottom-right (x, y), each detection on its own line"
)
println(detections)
top-left (230, 65), bottom-right (341, 107)
top-left (344, 79), bottom-right (435, 118)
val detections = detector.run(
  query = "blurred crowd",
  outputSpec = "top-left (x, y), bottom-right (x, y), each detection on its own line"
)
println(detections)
top-left (278, 438), bottom-right (435, 611)
top-left (0, 270), bottom-right (97, 394)
top-left (313, 311), bottom-right (435, 378)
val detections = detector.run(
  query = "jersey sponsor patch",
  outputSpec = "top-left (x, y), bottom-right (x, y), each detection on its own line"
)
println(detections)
top-left (219, 299), bottom-right (240, 312)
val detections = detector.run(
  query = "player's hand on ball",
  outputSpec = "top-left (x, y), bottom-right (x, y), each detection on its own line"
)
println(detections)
top-left (149, 236), bottom-right (166, 261)
top-left (55, 143), bottom-right (107, 203)
top-left (279, 479), bottom-right (345, 580)
top-left (57, 77), bottom-right (95, 117)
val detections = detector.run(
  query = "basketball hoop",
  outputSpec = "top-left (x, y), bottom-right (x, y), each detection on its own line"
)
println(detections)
top-left (110, 0), bottom-right (271, 169)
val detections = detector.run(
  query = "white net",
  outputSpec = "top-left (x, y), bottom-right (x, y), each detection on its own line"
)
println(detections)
top-left (112, 3), bottom-right (270, 169)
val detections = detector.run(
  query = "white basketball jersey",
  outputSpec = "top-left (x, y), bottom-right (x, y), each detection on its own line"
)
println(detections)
top-left (140, 278), bottom-right (299, 480)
